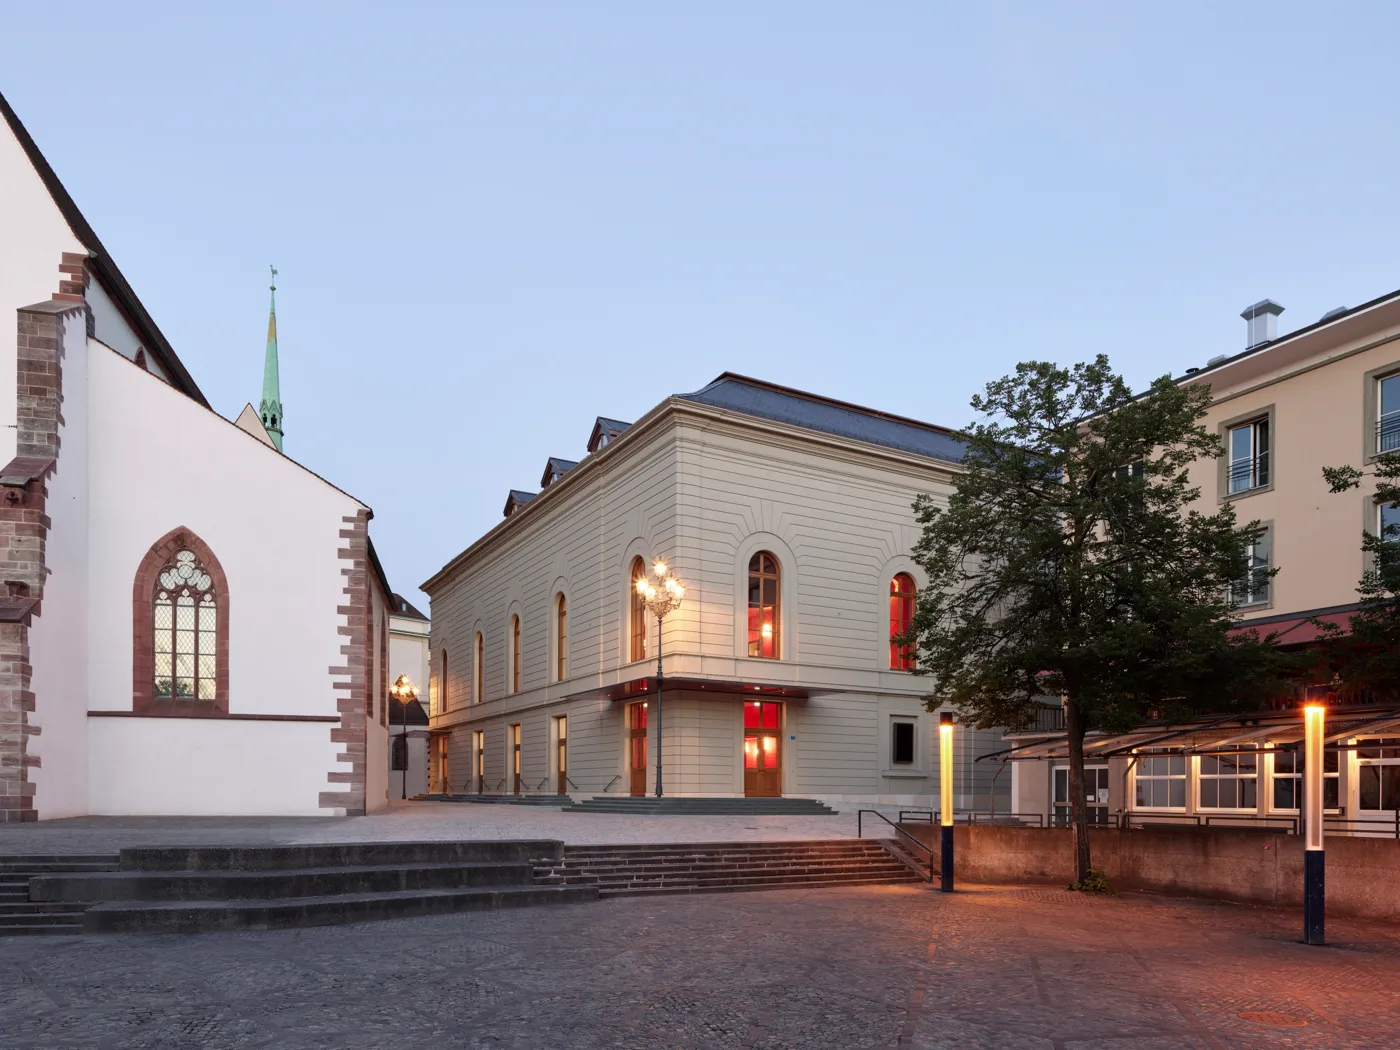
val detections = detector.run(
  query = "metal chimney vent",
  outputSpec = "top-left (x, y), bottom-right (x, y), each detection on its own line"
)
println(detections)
top-left (1241, 300), bottom-right (1284, 348)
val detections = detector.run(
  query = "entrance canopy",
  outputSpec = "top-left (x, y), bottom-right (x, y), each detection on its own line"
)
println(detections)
top-left (568, 676), bottom-right (810, 704)
top-left (984, 704), bottom-right (1400, 763)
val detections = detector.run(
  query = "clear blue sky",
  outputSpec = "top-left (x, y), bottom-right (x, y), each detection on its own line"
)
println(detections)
top-left (5, 4), bottom-right (1400, 606)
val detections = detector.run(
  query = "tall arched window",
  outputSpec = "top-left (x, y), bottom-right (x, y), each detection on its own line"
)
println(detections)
top-left (439, 647), bottom-right (448, 713)
top-left (747, 551), bottom-right (780, 659)
top-left (473, 632), bottom-right (484, 703)
top-left (889, 573), bottom-right (916, 671)
top-left (629, 557), bottom-right (647, 663)
top-left (510, 614), bottom-right (521, 693)
top-left (556, 594), bottom-right (568, 681)
top-left (132, 527), bottom-right (229, 715)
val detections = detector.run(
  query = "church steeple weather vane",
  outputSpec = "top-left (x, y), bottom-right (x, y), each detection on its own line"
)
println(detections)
top-left (259, 265), bottom-right (284, 452)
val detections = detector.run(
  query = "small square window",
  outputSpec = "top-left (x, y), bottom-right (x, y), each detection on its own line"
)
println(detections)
top-left (891, 721), bottom-right (915, 765)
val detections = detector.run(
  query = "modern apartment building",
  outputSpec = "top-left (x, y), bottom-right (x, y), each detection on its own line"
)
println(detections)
top-left (1008, 291), bottom-right (1400, 833)
top-left (422, 374), bottom-right (1009, 809)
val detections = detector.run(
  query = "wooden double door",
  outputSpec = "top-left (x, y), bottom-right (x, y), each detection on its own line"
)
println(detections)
top-left (628, 702), bottom-right (648, 796)
top-left (744, 701), bottom-right (782, 797)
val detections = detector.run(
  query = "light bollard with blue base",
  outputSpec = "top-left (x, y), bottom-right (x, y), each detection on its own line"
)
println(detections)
top-left (1303, 704), bottom-right (1325, 946)
top-left (940, 712), bottom-right (955, 892)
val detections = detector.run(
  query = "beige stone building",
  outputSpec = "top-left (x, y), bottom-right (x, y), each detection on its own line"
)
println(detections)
top-left (423, 374), bottom-right (1007, 808)
top-left (1008, 292), bottom-right (1400, 833)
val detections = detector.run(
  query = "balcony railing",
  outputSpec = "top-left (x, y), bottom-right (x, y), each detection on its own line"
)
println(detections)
top-left (1032, 704), bottom-right (1066, 732)
top-left (1378, 414), bottom-right (1400, 455)
top-left (1227, 452), bottom-right (1269, 493)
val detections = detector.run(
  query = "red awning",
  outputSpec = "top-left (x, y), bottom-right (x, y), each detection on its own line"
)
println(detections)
top-left (1230, 609), bottom-right (1355, 645)
top-left (567, 676), bottom-right (811, 704)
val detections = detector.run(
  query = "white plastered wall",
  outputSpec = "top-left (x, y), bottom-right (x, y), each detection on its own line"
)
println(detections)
top-left (81, 342), bottom-right (366, 816)
top-left (0, 119), bottom-right (84, 466)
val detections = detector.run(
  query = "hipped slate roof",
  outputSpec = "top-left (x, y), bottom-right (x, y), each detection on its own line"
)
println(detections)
top-left (390, 593), bottom-right (428, 621)
top-left (680, 373), bottom-right (966, 464)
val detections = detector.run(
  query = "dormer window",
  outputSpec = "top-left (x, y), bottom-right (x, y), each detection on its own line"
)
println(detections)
top-left (587, 417), bottom-right (632, 454)
top-left (540, 457), bottom-right (579, 489)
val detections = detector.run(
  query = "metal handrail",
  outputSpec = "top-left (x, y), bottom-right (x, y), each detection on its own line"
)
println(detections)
top-left (603, 775), bottom-right (622, 793)
top-left (960, 811), bottom-right (1045, 828)
top-left (1324, 814), bottom-right (1400, 838)
top-left (1377, 415), bottom-right (1400, 455)
top-left (1227, 453), bottom-right (1269, 492)
top-left (566, 776), bottom-right (580, 791)
top-left (857, 809), bottom-right (935, 883)
top-left (1202, 813), bottom-right (1298, 834)
top-left (899, 810), bottom-right (934, 823)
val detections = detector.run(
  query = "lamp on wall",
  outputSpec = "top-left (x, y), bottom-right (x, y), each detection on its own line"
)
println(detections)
top-left (635, 559), bottom-right (685, 797)
top-left (390, 674), bottom-right (420, 801)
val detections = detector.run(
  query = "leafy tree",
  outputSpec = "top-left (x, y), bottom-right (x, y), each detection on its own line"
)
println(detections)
top-left (907, 356), bottom-right (1298, 883)
top-left (1318, 456), bottom-right (1400, 699)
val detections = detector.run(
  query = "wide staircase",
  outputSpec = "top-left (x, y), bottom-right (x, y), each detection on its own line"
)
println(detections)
top-left (533, 839), bottom-right (920, 897)
top-left (563, 796), bottom-right (838, 817)
top-left (0, 855), bottom-right (120, 935)
top-left (415, 793), bottom-right (569, 807)
top-left (24, 840), bottom-right (594, 934)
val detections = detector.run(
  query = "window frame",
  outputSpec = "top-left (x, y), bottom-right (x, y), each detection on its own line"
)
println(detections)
top-left (629, 557), bottom-right (648, 664)
top-left (889, 573), bottom-right (916, 671)
top-left (1356, 737), bottom-right (1400, 813)
top-left (132, 527), bottom-right (230, 716)
top-left (509, 614), bottom-right (521, 694)
top-left (1196, 750), bottom-right (1260, 812)
top-left (1132, 751), bottom-right (1188, 811)
top-left (890, 719), bottom-right (916, 766)
top-left (1269, 748), bottom-right (1341, 814)
top-left (473, 632), bottom-right (484, 704)
top-left (746, 551), bottom-right (781, 660)
top-left (1217, 405), bottom-right (1275, 501)
top-left (1365, 363), bottom-right (1400, 463)
top-left (1231, 523), bottom-right (1274, 610)
top-left (555, 593), bottom-right (568, 682)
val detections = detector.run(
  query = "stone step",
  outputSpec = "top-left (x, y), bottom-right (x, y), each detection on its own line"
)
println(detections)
top-left (0, 855), bottom-right (121, 865)
top-left (418, 794), bottom-right (569, 806)
top-left (0, 910), bottom-right (88, 927)
top-left (31, 860), bottom-right (538, 903)
top-left (545, 859), bottom-right (908, 878)
top-left (116, 839), bottom-right (562, 873)
top-left (563, 797), bottom-right (837, 816)
top-left (598, 872), bottom-right (919, 898)
top-left (562, 846), bottom-right (884, 862)
top-left (0, 922), bottom-right (85, 935)
top-left (0, 901), bottom-right (89, 915)
top-left (84, 883), bottom-right (598, 933)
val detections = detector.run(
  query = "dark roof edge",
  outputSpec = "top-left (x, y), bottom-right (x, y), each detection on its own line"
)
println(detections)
top-left (367, 536), bottom-right (393, 600)
top-left (688, 372), bottom-right (966, 441)
top-left (1178, 286), bottom-right (1400, 385)
top-left (0, 90), bottom-right (209, 408)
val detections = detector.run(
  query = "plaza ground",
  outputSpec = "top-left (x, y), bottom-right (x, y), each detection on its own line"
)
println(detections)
top-left (3, 880), bottom-right (1400, 1048)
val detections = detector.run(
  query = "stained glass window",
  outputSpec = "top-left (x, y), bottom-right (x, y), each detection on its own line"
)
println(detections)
top-left (153, 550), bottom-right (217, 701)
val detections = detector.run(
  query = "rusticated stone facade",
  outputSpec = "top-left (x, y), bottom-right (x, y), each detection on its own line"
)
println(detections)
top-left (323, 509), bottom-right (371, 815)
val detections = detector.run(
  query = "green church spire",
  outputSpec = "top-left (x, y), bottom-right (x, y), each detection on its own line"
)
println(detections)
top-left (258, 265), bottom-right (284, 452)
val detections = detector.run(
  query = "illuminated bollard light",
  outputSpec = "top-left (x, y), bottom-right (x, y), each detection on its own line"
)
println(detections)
top-left (1303, 703), bottom-right (1325, 945)
top-left (940, 712), bottom-right (955, 892)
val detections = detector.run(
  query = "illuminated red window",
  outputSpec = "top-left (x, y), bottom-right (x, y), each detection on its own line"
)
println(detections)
top-left (889, 573), bottom-right (916, 671)
top-left (747, 552), bottom-right (780, 659)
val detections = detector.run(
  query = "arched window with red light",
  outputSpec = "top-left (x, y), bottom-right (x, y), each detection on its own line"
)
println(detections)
top-left (747, 551), bottom-right (780, 659)
top-left (889, 573), bottom-right (916, 671)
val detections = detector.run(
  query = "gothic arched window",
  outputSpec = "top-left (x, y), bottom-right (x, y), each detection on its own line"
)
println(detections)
top-left (133, 528), bottom-right (229, 714)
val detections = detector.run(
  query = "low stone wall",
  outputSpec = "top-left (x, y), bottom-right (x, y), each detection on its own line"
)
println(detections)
top-left (900, 822), bottom-right (1400, 922)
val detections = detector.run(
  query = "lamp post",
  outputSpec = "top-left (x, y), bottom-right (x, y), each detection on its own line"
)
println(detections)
top-left (635, 558), bottom-right (684, 797)
top-left (390, 674), bottom-right (419, 801)
top-left (1303, 702), bottom-right (1326, 945)
top-left (939, 711), bottom-right (955, 892)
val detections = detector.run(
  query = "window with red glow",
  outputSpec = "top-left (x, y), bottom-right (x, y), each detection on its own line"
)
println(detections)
top-left (889, 573), bottom-right (916, 671)
top-left (629, 557), bottom-right (648, 662)
top-left (747, 552), bottom-right (780, 659)
top-left (744, 701), bottom-right (780, 729)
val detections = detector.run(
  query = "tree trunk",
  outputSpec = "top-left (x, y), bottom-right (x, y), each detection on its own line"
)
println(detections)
top-left (1064, 696), bottom-right (1092, 884)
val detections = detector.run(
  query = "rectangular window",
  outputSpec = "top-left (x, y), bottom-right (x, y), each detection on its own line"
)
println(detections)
top-left (1358, 737), bottom-right (1400, 811)
top-left (1379, 373), bottom-right (1400, 454)
top-left (891, 721), bottom-right (915, 765)
top-left (1232, 532), bottom-right (1271, 607)
top-left (1134, 753), bottom-right (1186, 809)
top-left (1052, 766), bottom-right (1110, 826)
top-left (1380, 501), bottom-right (1400, 544)
top-left (1198, 752), bottom-right (1258, 810)
top-left (1271, 749), bottom-right (1340, 811)
top-left (1227, 418), bottom-right (1270, 494)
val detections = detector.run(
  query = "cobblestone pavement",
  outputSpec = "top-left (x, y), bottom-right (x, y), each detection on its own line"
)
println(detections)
top-left (4, 882), bottom-right (1399, 1049)
top-left (0, 801), bottom-right (886, 853)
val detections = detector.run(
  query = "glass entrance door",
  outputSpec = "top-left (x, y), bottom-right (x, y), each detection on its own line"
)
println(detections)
top-left (628, 702), bottom-right (648, 796)
top-left (510, 724), bottom-right (521, 794)
top-left (556, 716), bottom-right (568, 795)
top-left (744, 701), bottom-right (782, 797)
top-left (1053, 766), bottom-right (1109, 826)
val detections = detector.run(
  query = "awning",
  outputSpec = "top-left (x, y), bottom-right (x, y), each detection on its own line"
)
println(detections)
top-left (982, 704), bottom-right (1400, 763)
top-left (1229, 604), bottom-right (1359, 645)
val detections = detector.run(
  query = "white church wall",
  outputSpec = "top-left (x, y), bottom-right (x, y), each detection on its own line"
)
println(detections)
top-left (85, 279), bottom-right (169, 381)
top-left (365, 581), bottom-right (390, 813)
top-left (84, 342), bottom-right (365, 815)
top-left (0, 122), bottom-right (84, 467)
top-left (27, 312), bottom-right (91, 819)
top-left (88, 716), bottom-right (340, 816)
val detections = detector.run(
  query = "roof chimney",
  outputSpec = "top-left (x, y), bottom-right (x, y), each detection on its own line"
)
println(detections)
top-left (1241, 299), bottom-right (1284, 349)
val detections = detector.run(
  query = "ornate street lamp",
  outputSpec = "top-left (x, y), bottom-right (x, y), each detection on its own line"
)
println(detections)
top-left (635, 558), bottom-right (685, 797)
top-left (389, 674), bottom-right (420, 801)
